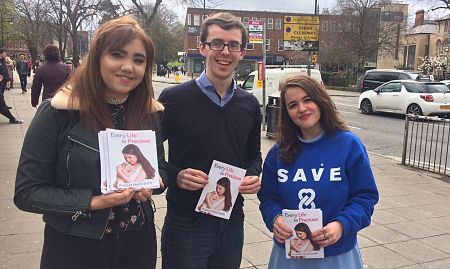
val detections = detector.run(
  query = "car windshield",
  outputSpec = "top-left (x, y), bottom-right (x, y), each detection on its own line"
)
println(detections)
top-left (424, 84), bottom-right (449, 93)
top-left (404, 82), bottom-right (449, 93)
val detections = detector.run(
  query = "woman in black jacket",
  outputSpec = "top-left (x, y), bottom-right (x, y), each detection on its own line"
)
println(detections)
top-left (14, 16), bottom-right (167, 269)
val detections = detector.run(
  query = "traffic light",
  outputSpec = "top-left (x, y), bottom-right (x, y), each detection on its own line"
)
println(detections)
top-left (311, 54), bottom-right (318, 64)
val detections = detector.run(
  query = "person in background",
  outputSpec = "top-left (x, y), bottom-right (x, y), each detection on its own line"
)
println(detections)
top-left (31, 44), bottom-right (71, 107)
top-left (0, 48), bottom-right (10, 96)
top-left (14, 15), bottom-right (167, 268)
top-left (258, 74), bottom-right (378, 269)
top-left (5, 53), bottom-right (14, 90)
top-left (0, 48), bottom-right (23, 123)
top-left (16, 53), bottom-right (31, 94)
top-left (158, 12), bottom-right (262, 269)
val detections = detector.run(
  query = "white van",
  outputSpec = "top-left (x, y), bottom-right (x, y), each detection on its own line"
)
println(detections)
top-left (240, 68), bottom-right (324, 108)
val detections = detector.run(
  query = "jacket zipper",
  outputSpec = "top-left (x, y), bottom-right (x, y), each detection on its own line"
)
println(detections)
top-left (33, 205), bottom-right (89, 220)
top-left (68, 135), bottom-right (99, 152)
top-left (66, 135), bottom-right (99, 188)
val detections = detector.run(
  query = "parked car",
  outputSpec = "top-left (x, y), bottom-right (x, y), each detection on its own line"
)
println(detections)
top-left (240, 68), bottom-right (324, 109)
top-left (359, 69), bottom-right (420, 92)
top-left (359, 80), bottom-right (450, 116)
top-left (415, 73), bottom-right (434, 82)
top-left (440, 80), bottom-right (450, 90)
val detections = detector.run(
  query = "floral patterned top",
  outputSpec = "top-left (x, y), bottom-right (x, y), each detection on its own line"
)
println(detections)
top-left (104, 103), bottom-right (147, 234)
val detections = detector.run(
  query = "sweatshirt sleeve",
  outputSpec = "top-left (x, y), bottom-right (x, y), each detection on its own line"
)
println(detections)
top-left (334, 138), bottom-right (379, 237)
top-left (258, 145), bottom-right (284, 232)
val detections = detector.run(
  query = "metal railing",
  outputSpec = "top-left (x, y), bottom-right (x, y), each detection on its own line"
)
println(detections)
top-left (402, 114), bottom-right (450, 177)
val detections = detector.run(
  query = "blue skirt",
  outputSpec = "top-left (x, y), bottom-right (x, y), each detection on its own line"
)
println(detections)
top-left (268, 242), bottom-right (364, 269)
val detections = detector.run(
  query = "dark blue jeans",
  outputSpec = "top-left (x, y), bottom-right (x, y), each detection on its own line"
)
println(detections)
top-left (161, 212), bottom-right (244, 269)
top-left (19, 74), bottom-right (27, 91)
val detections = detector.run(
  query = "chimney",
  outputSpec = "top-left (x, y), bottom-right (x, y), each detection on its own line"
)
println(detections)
top-left (414, 10), bottom-right (425, 27)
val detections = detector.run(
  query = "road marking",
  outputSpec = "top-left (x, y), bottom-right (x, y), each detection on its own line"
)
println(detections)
top-left (334, 102), bottom-right (359, 108)
top-left (339, 110), bottom-right (361, 115)
top-left (348, 125), bottom-right (362, 130)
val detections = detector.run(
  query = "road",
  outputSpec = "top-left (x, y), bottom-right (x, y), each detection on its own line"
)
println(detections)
top-left (153, 81), bottom-right (407, 160)
top-left (333, 95), bottom-right (405, 159)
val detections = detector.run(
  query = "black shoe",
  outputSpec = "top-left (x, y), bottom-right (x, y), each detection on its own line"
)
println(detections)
top-left (9, 119), bottom-right (23, 124)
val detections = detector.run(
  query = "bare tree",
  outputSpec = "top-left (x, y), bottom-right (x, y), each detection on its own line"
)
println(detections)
top-left (46, 0), bottom-right (69, 60)
top-left (13, 0), bottom-right (52, 63)
top-left (58, 0), bottom-right (102, 68)
top-left (334, 0), bottom-right (406, 72)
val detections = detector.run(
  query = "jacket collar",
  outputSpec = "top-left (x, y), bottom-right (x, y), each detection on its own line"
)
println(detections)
top-left (51, 85), bottom-right (164, 112)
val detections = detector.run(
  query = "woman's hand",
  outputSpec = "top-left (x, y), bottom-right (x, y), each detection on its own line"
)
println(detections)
top-left (312, 221), bottom-right (344, 248)
top-left (273, 215), bottom-right (293, 244)
top-left (90, 188), bottom-right (135, 210)
top-left (133, 188), bottom-right (153, 202)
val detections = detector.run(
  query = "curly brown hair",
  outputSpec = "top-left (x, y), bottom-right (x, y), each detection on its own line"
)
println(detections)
top-left (278, 74), bottom-right (348, 164)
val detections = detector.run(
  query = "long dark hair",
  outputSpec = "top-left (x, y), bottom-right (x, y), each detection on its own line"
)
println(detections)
top-left (122, 144), bottom-right (155, 179)
top-left (65, 15), bottom-right (158, 132)
top-left (217, 177), bottom-right (232, 212)
top-left (278, 74), bottom-right (348, 164)
top-left (294, 223), bottom-right (320, 251)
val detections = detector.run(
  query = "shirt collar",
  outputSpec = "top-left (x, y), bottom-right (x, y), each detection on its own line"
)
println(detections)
top-left (196, 70), bottom-right (237, 93)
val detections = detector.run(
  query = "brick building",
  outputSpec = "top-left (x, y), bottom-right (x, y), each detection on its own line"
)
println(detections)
top-left (183, 7), bottom-right (314, 78)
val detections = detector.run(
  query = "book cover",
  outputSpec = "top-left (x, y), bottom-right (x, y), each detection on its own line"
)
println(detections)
top-left (99, 129), bottom-right (160, 192)
top-left (195, 160), bottom-right (246, 220)
top-left (283, 209), bottom-right (324, 259)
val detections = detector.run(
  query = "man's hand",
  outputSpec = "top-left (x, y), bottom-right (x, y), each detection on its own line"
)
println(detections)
top-left (239, 175), bottom-right (260, 194)
top-left (176, 168), bottom-right (208, 191)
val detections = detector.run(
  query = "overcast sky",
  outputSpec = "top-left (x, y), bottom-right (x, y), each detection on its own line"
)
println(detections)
top-left (170, 0), bottom-right (447, 23)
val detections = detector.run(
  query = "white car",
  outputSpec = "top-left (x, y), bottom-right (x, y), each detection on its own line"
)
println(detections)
top-left (359, 80), bottom-right (450, 116)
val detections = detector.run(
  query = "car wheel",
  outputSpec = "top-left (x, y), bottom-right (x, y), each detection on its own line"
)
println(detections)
top-left (360, 99), bottom-right (373, 114)
top-left (407, 104), bottom-right (423, 115)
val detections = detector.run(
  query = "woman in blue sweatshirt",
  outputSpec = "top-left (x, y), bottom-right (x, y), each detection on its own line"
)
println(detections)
top-left (258, 74), bottom-right (379, 269)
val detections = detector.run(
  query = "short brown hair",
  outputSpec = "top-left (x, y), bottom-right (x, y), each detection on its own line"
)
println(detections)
top-left (200, 12), bottom-right (248, 49)
top-left (278, 74), bottom-right (348, 164)
top-left (43, 44), bottom-right (60, 62)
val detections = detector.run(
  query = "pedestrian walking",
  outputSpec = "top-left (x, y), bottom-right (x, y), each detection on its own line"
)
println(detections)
top-left (258, 74), bottom-right (378, 269)
top-left (5, 53), bottom-right (14, 90)
top-left (158, 12), bottom-right (262, 269)
top-left (16, 53), bottom-right (31, 94)
top-left (30, 44), bottom-right (71, 107)
top-left (14, 15), bottom-right (167, 269)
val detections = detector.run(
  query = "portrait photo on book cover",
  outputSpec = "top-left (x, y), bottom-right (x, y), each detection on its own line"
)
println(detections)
top-left (197, 177), bottom-right (233, 212)
top-left (288, 222), bottom-right (321, 258)
top-left (114, 143), bottom-right (156, 189)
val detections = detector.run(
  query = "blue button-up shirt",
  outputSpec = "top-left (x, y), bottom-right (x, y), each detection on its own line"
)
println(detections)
top-left (195, 71), bottom-right (236, 107)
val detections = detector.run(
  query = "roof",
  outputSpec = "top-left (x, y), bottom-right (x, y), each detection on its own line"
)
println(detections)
top-left (436, 14), bottom-right (450, 21)
top-left (406, 24), bottom-right (438, 35)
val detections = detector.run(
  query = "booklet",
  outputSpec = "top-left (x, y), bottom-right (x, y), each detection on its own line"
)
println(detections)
top-left (195, 160), bottom-right (246, 220)
top-left (283, 209), bottom-right (324, 259)
top-left (98, 128), bottom-right (160, 193)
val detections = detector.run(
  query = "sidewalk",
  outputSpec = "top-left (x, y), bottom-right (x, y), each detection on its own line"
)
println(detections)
top-left (1, 77), bottom-right (449, 269)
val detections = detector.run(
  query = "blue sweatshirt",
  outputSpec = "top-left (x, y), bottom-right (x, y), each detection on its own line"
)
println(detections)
top-left (258, 130), bottom-right (379, 257)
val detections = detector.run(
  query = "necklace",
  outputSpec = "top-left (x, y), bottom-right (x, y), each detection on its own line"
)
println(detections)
top-left (105, 94), bottom-right (129, 105)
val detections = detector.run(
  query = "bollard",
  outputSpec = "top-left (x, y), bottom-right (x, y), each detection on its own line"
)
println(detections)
top-left (175, 71), bottom-right (181, 83)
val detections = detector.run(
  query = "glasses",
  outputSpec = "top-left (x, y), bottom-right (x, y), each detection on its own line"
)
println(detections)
top-left (204, 41), bottom-right (243, 52)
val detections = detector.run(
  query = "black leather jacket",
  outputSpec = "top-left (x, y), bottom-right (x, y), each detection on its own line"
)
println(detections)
top-left (14, 94), bottom-right (168, 240)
